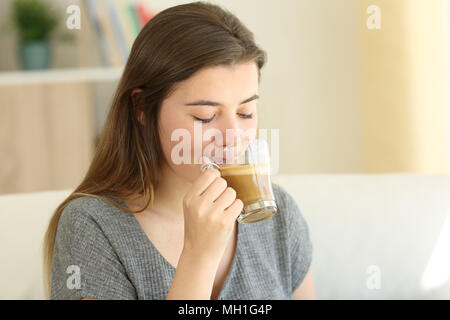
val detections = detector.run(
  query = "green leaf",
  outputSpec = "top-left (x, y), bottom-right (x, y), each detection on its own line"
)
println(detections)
top-left (12, 0), bottom-right (59, 42)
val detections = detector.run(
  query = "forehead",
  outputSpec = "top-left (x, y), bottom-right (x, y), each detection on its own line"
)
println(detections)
top-left (169, 62), bottom-right (259, 101)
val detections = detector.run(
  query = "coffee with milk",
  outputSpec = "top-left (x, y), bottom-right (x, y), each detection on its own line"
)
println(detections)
top-left (218, 139), bottom-right (277, 224)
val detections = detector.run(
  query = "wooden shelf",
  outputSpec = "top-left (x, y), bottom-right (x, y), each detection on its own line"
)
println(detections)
top-left (0, 67), bottom-right (124, 86)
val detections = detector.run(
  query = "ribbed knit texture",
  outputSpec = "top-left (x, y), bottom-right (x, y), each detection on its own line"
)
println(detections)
top-left (50, 183), bottom-right (313, 300)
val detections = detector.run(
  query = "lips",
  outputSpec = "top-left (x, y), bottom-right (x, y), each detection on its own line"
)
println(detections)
top-left (212, 150), bottom-right (241, 165)
top-left (211, 155), bottom-right (230, 165)
top-left (205, 143), bottom-right (248, 165)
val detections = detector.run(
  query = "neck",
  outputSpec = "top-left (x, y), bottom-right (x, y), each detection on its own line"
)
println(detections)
top-left (149, 162), bottom-right (192, 220)
top-left (124, 162), bottom-right (193, 221)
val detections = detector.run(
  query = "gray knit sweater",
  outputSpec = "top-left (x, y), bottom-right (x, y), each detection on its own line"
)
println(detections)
top-left (50, 183), bottom-right (313, 300)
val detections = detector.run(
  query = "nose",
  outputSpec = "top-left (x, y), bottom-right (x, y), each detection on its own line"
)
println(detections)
top-left (214, 113), bottom-right (242, 148)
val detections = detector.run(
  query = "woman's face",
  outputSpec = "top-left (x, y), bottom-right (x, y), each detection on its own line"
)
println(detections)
top-left (158, 61), bottom-right (260, 183)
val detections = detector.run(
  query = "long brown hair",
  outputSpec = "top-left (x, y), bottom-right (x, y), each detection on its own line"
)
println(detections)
top-left (42, 1), bottom-right (266, 298)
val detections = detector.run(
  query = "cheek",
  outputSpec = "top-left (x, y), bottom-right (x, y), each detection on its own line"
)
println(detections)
top-left (160, 117), bottom-right (193, 159)
top-left (158, 112), bottom-right (200, 181)
top-left (244, 116), bottom-right (258, 132)
top-left (236, 116), bottom-right (258, 143)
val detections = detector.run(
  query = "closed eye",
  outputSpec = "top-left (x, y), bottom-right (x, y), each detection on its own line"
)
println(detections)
top-left (193, 113), bottom-right (253, 123)
top-left (193, 115), bottom-right (215, 123)
top-left (239, 113), bottom-right (253, 119)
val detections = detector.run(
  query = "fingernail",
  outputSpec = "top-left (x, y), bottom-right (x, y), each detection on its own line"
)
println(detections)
top-left (200, 156), bottom-right (212, 165)
top-left (199, 156), bottom-right (212, 171)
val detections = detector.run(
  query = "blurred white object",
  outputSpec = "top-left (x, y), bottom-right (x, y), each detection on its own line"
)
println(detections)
top-left (246, 138), bottom-right (271, 166)
top-left (0, 189), bottom-right (71, 300)
top-left (271, 173), bottom-right (450, 299)
top-left (420, 206), bottom-right (450, 291)
top-left (1, 174), bottom-right (450, 299)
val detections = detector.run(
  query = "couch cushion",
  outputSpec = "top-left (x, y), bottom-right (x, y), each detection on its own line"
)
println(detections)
top-left (0, 189), bottom-right (72, 299)
top-left (272, 173), bottom-right (450, 299)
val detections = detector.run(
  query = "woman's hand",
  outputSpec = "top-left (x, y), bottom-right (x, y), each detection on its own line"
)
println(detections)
top-left (167, 157), bottom-right (242, 299)
top-left (181, 156), bottom-right (243, 262)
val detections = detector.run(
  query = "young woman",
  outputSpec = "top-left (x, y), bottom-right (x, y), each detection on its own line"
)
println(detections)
top-left (43, 1), bottom-right (315, 300)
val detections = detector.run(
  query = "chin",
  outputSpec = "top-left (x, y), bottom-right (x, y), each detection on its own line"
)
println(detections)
top-left (170, 162), bottom-right (200, 183)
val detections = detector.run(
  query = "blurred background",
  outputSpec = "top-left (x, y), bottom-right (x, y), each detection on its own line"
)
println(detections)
top-left (0, 0), bottom-right (449, 194)
top-left (0, 0), bottom-right (450, 300)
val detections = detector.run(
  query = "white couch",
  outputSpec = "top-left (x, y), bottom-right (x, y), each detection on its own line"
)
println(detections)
top-left (1, 174), bottom-right (450, 299)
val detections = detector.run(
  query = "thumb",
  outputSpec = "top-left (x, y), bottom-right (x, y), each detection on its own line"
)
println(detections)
top-left (199, 156), bottom-right (220, 173)
top-left (199, 156), bottom-right (212, 171)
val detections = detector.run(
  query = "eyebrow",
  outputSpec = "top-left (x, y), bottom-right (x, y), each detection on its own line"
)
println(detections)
top-left (184, 94), bottom-right (259, 107)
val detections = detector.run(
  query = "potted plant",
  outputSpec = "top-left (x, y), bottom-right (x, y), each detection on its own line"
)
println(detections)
top-left (12, 0), bottom-right (59, 70)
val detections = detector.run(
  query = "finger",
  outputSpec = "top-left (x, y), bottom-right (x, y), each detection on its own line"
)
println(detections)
top-left (201, 176), bottom-right (227, 203)
top-left (190, 157), bottom-right (221, 197)
top-left (212, 187), bottom-right (236, 211)
top-left (199, 156), bottom-right (220, 173)
top-left (224, 198), bottom-right (244, 222)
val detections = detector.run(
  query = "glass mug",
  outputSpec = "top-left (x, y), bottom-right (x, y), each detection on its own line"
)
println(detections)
top-left (202, 139), bottom-right (277, 224)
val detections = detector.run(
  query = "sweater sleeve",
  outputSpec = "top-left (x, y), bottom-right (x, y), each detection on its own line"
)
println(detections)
top-left (50, 197), bottom-right (137, 300)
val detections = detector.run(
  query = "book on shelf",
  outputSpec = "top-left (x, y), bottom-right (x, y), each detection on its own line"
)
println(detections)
top-left (82, 0), bottom-right (156, 67)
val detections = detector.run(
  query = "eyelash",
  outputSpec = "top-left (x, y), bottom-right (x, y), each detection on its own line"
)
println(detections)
top-left (193, 113), bottom-right (253, 123)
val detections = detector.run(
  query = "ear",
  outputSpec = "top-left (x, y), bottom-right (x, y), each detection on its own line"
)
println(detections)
top-left (131, 88), bottom-right (145, 125)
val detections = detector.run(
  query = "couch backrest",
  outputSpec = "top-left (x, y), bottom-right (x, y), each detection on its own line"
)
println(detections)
top-left (0, 189), bottom-right (71, 299)
top-left (272, 174), bottom-right (450, 299)
top-left (1, 174), bottom-right (450, 299)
